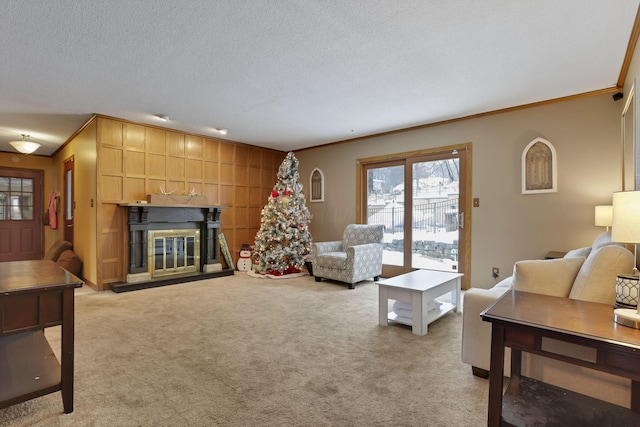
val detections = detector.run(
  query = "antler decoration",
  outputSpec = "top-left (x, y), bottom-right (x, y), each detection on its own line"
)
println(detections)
top-left (159, 185), bottom-right (175, 195)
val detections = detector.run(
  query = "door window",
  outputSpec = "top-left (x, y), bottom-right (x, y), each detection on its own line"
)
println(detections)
top-left (0, 177), bottom-right (34, 220)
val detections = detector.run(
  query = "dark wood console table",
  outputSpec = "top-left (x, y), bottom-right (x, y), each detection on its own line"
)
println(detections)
top-left (0, 260), bottom-right (83, 413)
top-left (481, 290), bottom-right (640, 426)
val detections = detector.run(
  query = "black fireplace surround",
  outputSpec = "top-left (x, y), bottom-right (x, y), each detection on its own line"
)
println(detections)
top-left (113, 203), bottom-right (234, 292)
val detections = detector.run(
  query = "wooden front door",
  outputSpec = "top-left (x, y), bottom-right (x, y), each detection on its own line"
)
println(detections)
top-left (0, 168), bottom-right (44, 261)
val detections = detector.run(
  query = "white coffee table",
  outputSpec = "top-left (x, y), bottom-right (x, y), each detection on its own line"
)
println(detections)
top-left (377, 269), bottom-right (463, 335)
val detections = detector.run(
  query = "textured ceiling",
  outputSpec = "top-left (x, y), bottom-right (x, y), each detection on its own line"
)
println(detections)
top-left (1, 1), bottom-right (639, 156)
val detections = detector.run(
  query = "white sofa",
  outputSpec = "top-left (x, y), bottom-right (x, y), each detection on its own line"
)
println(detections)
top-left (461, 232), bottom-right (635, 407)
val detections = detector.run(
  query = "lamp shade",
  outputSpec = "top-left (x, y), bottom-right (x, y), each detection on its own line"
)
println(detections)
top-left (9, 134), bottom-right (40, 154)
top-left (595, 205), bottom-right (613, 227)
top-left (612, 191), bottom-right (640, 243)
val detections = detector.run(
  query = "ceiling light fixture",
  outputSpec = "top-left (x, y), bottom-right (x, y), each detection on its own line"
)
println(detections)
top-left (155, 114), bottom-right (170, 121)
top-left (215, 128), bottom-right (228, 135)
top-left (9, 134), bottom-right (40, 154)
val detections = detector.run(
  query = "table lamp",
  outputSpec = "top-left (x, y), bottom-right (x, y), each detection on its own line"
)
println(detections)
top-left (594, 205), bottom-right (613, 231)
top-left (612, 191), bottom-right (640, 328)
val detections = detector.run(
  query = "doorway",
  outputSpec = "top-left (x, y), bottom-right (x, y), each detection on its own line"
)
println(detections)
top-left (0, 167), bottom-right (44, 261)
top-left (358, 144), bottom-right (471, 289)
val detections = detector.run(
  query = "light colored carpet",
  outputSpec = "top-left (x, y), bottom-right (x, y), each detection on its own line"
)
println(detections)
top-left (0, 273), bottom-right (488, 426)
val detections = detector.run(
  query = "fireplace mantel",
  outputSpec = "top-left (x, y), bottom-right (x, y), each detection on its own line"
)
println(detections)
top-left (113, 203), bottom-right (234, 292)
top-left (121, 203), bottom-right (219, 208)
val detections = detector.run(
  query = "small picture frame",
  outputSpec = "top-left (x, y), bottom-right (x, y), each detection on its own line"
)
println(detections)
top-left (522, 137), bottom-right (557, 194)
top-left (309, 168), bottom-right (324, 202)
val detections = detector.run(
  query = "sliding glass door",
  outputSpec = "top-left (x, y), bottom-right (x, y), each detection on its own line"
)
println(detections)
top-left (360, 145), bottom-right (471, 286)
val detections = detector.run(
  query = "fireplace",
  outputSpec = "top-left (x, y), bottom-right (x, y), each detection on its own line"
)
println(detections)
top-left (148, 229), bottom-right (200, 278)
top-left (113, 203), bottom-right (234, 292)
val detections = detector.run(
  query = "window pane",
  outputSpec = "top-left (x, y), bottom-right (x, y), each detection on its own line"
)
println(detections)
top-left (10, 178), bottom-right (21, 191)
top-left (411, 159), bottom-right (460, 272)
top-left (10, 195), bottom-right (21, 219)
top-left (22, 179), bottom-right (33, 192)
top-left (66, 170), bottom-right (73, 220)
top-left (0, 192), bottom-right (6, 219)
top-left (22, 205), bottom-right (33, 220)
top-left (366, 165), bottom-right (405, 267)
top-left (0, 177), bottom-right (9, 192)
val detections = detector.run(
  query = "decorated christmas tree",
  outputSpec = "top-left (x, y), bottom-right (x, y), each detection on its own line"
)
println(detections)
top-left (253, 152), bottom-right (312, 276)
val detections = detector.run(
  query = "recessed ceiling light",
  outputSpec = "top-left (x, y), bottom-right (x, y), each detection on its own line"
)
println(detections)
top-left (215, 128), bottom-right (228, 135)
top-left (155, 114), bottom-right (170, 121)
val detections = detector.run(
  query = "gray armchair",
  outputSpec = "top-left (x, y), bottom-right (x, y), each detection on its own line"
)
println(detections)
top-left (312, 224), bottom-right (384, 289)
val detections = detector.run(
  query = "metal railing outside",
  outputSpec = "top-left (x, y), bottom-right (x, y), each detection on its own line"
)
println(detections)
top-left (367, 198), bottom-right (458, 234)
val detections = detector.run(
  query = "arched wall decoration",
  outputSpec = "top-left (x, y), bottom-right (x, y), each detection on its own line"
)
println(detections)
top-left (309, 168), bottom-right (324, 202)
top-left (522, 137), bottom-right (557, 194)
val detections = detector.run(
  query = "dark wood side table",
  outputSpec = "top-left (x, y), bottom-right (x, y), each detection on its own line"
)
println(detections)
top-left (481, 290), bottom-right (640, 426)
top-left (0, 260), bottom-right (83, 413)
top-left (544, 251), bottom-right (567, 259)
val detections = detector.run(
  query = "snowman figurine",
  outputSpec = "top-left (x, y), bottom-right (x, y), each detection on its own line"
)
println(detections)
top-left (237, 244), bottom-right (253, 272)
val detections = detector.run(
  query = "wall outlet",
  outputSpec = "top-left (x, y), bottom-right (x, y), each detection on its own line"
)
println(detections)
top-left (492, 267), bottom-right (499, 278)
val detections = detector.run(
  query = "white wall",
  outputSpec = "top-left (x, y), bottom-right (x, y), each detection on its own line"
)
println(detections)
top-left (295, 93), bottom-right (623, 289)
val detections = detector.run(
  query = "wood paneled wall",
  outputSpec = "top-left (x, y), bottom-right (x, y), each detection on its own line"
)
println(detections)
top-left (95, 116), bottom-right (284, 290)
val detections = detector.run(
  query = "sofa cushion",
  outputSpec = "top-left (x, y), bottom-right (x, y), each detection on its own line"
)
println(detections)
top-left (564, 246), bottom-right (592, 259)
top-left (569, 245), bottom-right (634, 304)
top-left (56, 249), bottom-right (82, 276)
top-left (512, 257), bottom-right (585, 298)
top-left (315, 252), bottom-right (347, 269)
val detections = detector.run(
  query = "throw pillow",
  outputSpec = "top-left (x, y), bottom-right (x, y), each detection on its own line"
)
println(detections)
top-left (512, 257), bottom-right (585, 298)
top-left (591, 231), bottom-right (623, 251)
top-left (569, 245), bottom-right (634, 303)
top-left (591, 231), bottom-right (612, 250)
top-left (493, 276), bottom-right (513, 289)
top-left (56, 249), bottom-right (82, 277)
